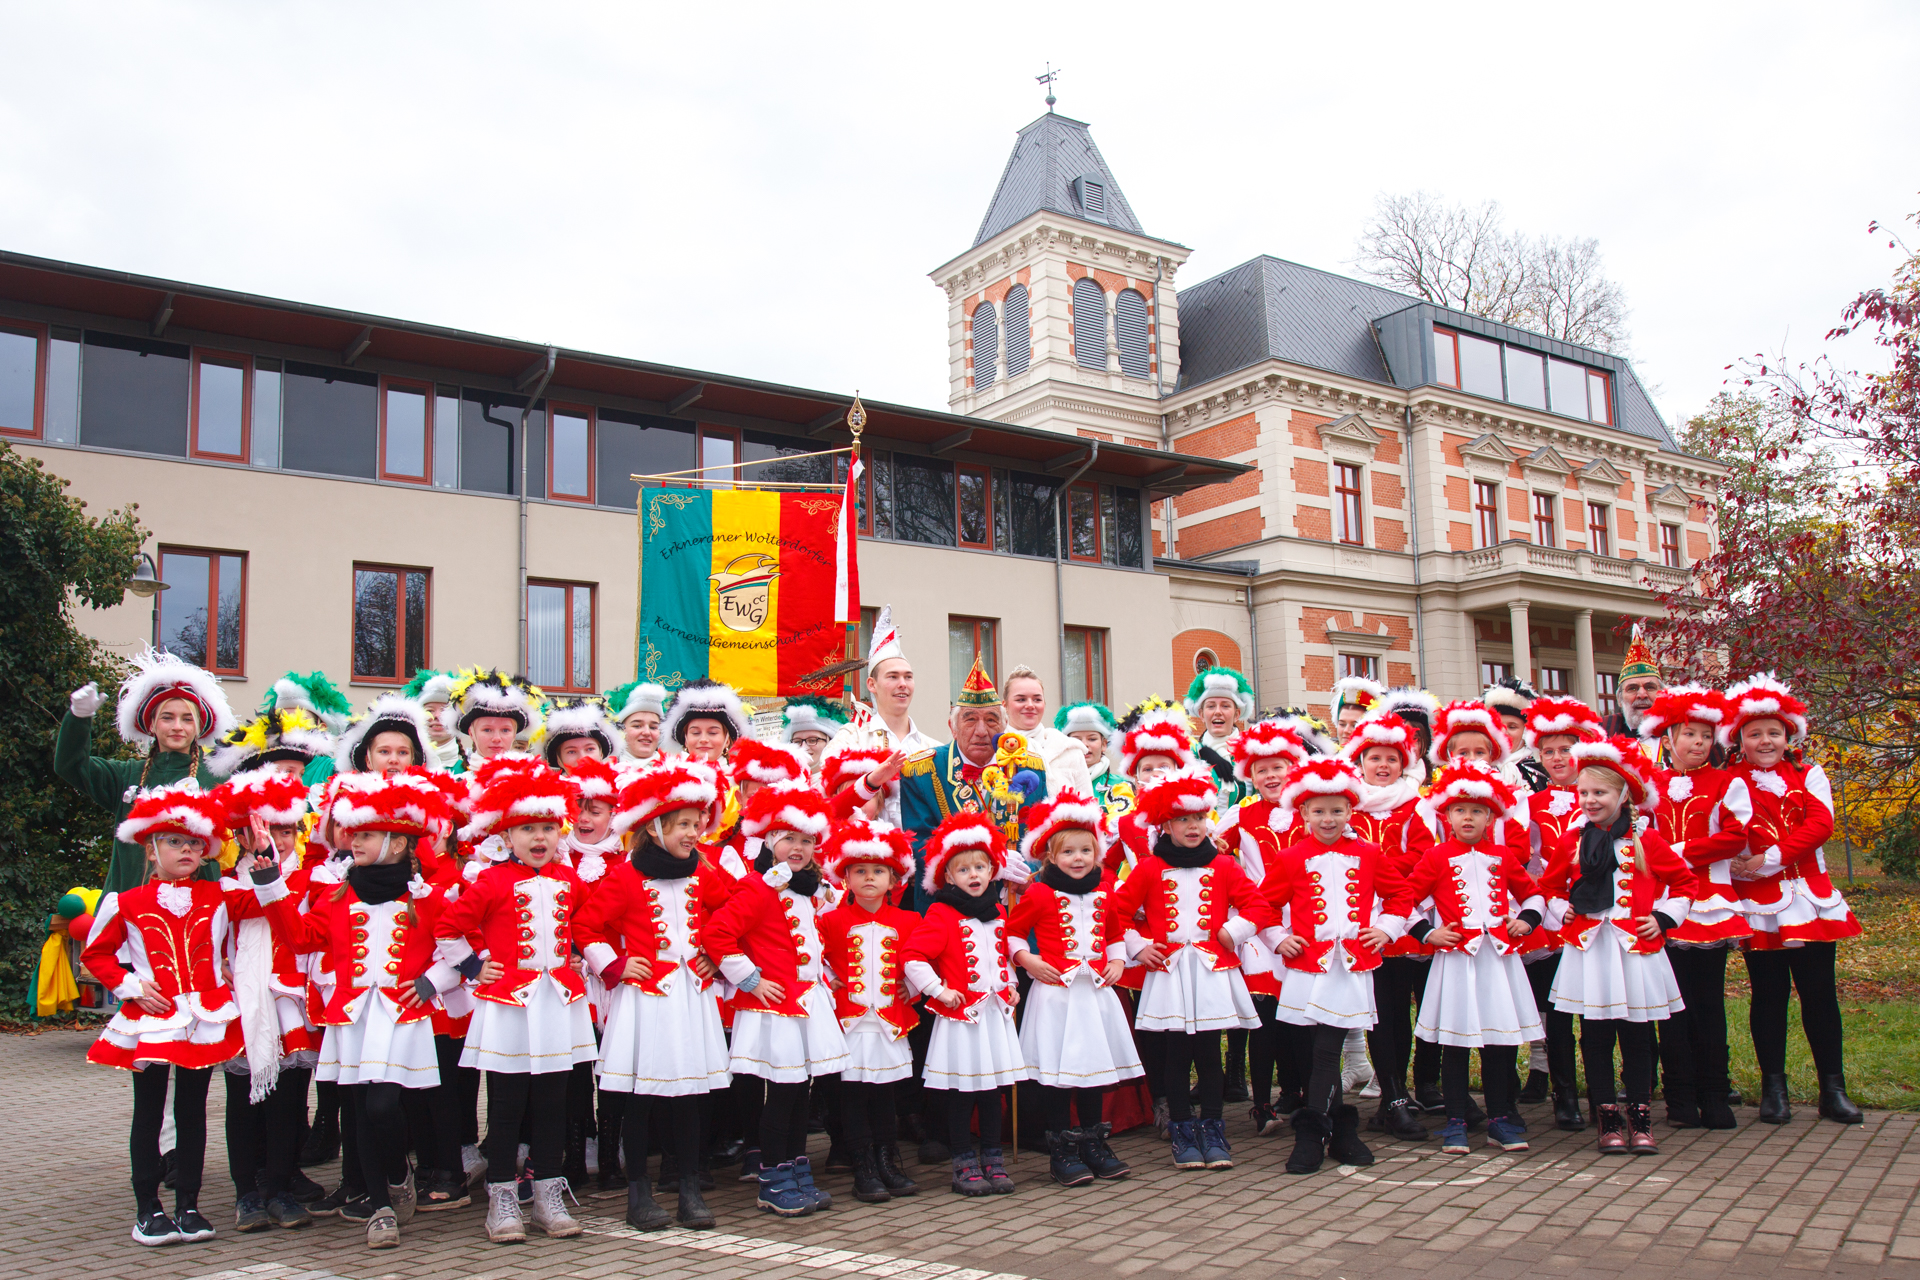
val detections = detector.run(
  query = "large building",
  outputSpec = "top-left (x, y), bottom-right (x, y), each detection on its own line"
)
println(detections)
top-left (2, 107), bottom-right (1716, 732)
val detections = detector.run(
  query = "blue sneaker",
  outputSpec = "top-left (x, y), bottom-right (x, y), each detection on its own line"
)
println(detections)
top-left (790, 1155), bottom-right (832, 1210)
top-left (1438, 1119), bottom-right (1470, 1155)
top-left (1168, 1119), bottom-right (1205, 1169)
top-left (1199, 1118), bottom-right (1233, 1168)
top-left (1486, 1115), bottom-right (1529, 1152)
top-left (756, 1162), bottom-right (811, 1216)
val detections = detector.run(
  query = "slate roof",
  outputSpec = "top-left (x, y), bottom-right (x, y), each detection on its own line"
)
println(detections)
top-left (973, 113), bottom-right (1149, 247)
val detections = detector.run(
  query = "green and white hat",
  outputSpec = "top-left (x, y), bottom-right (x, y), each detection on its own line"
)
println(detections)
top-left (780, 696), bottom-right (849, 743)
top-left (1054, 701), bottom-right (1118, 741)
top-left (605, 679), bottom-right (669, 725)
top-left (1184, 666), bottom-right (1255, 721)
top-left (265, 670), bottom-right (354, 733)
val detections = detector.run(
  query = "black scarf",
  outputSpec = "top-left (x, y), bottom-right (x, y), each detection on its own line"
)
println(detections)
top-left (633, 838), bottom-right (698, 881)
top-left (932, 882), bottom-right (1002, 921)
top-left (347, 860), bottom-right (412, 905)
top-left (1570, 807), bottom-right (1633, 916)
top-left (1153, 832), bottom-right (1217, 870)
top-left (754, 848), bottom-right (820, 898)
top-left (1040, 863), bottom-right (1103, 896)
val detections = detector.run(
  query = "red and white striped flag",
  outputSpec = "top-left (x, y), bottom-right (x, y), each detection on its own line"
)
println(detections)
top-left (833, 454), bottom-right (864, 623)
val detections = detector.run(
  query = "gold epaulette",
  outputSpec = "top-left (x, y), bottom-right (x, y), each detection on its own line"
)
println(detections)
top-left (901, 750), bottom-right (936, 778)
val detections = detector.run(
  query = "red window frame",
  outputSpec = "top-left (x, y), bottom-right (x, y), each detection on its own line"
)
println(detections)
top-left (189, 350), bottom-right (252, 461)
top-left (1063, 625), bottom-right (1109, 703)
top-left (1474, 480), bottom-right (1501, 548)
top-left (1480, 661), bottom-right (1512, 688)
top-left (157, 545), bottom-right (248, 677)
top-left (526, 578), bottom-right (596, 694)
top-left (1661, 523), bottom-right (1682, 568)
top-left (1587, 370), bottom-right (1613, 425)
top-left (351, 562), bottom-right (432, 685)
top-left (378, 377), bottom-right (434, 484)
top-left (696, 424), bottom-right (740, 489)
top-left (1335, 462), bottom-right (1365, 545)
top-left (1533, 493), bottom-right (1557, 547)
top-left (950, 615), bottom-right (998, 697)
top-left (0, 319), bottom-right (47, 440)
top-left (1539, 667), bottom-right (1570, 693)
top-left (1587, 502), bottom-right (1612, 557)
top-left (1433, 326), bottom-right (1461, 388)
top-left (1340, 653), bottom-right (1379, 681)
top-left (956, 463), bottom-right (993, 549)
top-left (546, 402), bottom-right (596, 503)
top-left (1066, 482), bottom-right (1102, 562)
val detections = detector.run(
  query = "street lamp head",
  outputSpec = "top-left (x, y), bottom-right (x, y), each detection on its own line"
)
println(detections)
top-left (126, 552), bottom-right (169, 600)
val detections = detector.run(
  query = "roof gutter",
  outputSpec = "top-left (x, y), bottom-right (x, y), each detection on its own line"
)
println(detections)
top-left (516, 347), bottom-right (558, 676)
top-left (1055, 440), bottom-right (1100, 700)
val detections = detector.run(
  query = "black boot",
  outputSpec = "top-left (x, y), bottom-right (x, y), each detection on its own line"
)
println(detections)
top-left (675, 1175), bottom-right (715, 1228)
top-left (1045, 1129), bottom-right (1093, 1186)
top-left (596, 1110), bottom-right (626, 1191)
top-left (1373, 1097), bottom-right (1428, 1140)
top-left (562, 1114), bottom-right (589, 1190)
top-left (298, 1113), bottom-right (339, 1168)
top-left (1553, 1088), bottom-right (1586, 1132)
top-left (1076, 1122), bottom-right (1130, 1180)
top-left (1285, 1110), bottom-right (1328, 1175)
top-left (1758, 1072), bottom-right (1792, 1124)
top-left (1519, 1069), bottom-right (1551, 1105)
top-left (875, 1143), bottom-right (919, 1195)
top-left (1411, 1082), bottom-right (1445, 1115)
top-left (825, 1138), bottom-right (853, 1173)
top-left (1665, 1081), bottom-right (1701, 1129)
top-left (1699, 1090), bottom-right (1738, 1130)
top-left (851, 1147), bottom-right (890, 1203)
top-left (1326, 1104), bottom-right (1374, 1167)
top-left (1817, 1073), bottom-right (1865, 1125)
top-left (625, 1178), bottom-right (671, 1231)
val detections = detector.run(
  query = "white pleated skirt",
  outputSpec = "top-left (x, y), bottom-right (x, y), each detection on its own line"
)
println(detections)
top-left (1275, 959), bottom-right (1379, 1031)
top-left (729, 984), bottom-right (849, 1084)
top-left (598, 969), bottom-right (732, 1096)
top-left (841, 1012), bottom-right (914, 1084)
top-left (1415, 944), bottom-right (1543, 1048)
top-left (460, 974), bottom-right (599, 1074)
top-left (1018, 972), bottom-right (1144, 1088)
top-left (1550, 930), bottom-right (1684, 1022)
top-left (925, 993), bottom-right (1026, 1090)
top-left (1134, 946), bottom-right (1260, 1034)
top-left (320, 992), bottom-right (440, 1088)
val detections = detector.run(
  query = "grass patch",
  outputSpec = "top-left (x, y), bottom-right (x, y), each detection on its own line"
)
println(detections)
top-left (1725, 995), bottom-right (1920, 1111)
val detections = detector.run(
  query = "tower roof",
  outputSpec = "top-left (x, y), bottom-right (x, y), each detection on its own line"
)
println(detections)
top-left (974, 113), bottom-right (1146, 247)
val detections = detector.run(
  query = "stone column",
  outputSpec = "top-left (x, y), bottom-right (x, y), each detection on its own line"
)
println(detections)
top-left (1573, 609), bottom-right (1596, 704)
top-left (1459, 607), bottom-right (1481, 697)
top-left (1507, 599), bottom-right (1533, 686)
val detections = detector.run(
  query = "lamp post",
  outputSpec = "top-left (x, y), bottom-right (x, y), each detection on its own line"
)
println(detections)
top-left (125, 552), bottom-right (169, 649)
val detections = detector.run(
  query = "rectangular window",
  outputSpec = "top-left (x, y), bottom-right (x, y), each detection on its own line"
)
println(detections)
top-left (601, 408), bottom-right (695, 511)
top-left (1548, 358), bottom-right (1588, 420)
top-left (1539, 667), bottom-right (1570, 694)
top-left (547, 404), bottom-right (594, 502)
top-left (1474, 481), bottom-right (1501, 548)
top-left (1533, 493), bottom-right (1557, 547)
top-left (1335, 462), bottom-right (1365, 545)
top-left (527, 580), bottom-right (594, 693)
top-left (1587, 370), bottom-right (1612, 425)
top-left (1457, 333), bottom-right (1505, 399)
top-left (956, 464), bottom-right (992, 549)
top-left (1067, 483), bottom-right (1100, 561)
top-left (284, 362), bottom-right (378, 478)
top-left (190, 352), bottom-right (250, 461)
top-left (1434, 326), bottom-right (1613, 423)
top-left (1009, 472), bottom-right (1059, 557)
top-left (894, 454), bottom-right (957, 546)
top-left (250, 360), bottom-right (282, 468)
top-left (1480, 661), bottom-right (1512, 688)
top-left (1432, 327), bottom-right (1458, 388)
top-left (1063, 626), bottom-right (1109, 704)
top-left (0, 321), bottom-right (44, 438)
top-left (1341, 654), bottom-right (1379, 681)
top-left (1587, 501), bottom-right (1612, 556)
top-left (1596, 672), bottom-right (1619, 717)
top-left (1111, 484), bottom-right (1144, 567)
top-left (743, 430), bottom-right (835, 486)
top-left (1661, 522), bottom-right (1682, 568)
top-left (352, 564), bottom-right (429, 684)
top-left (1504, 346), bottom-right (1546, 410)
top-left (948, 616), bottom-right (997, 701)
top-left (43, 327), bottom-right (79, 444)
top-left (859, 606), bottom-right (879, 666)
top-left (868, 450), bottom-right (894, 539)
top-left (457, 391), bottom-right (519, 495)
top-left (81, 332), bottom-right (191, 456)
top-left (698, 425), bottom-right (738, 489)
top-left (158, 547), bottom-right (246, 676)
top-left (380, 379), bottom-right (432, 484)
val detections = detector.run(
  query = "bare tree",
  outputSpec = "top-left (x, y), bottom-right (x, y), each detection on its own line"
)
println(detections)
top-left (1528, 235), bottom-right (1630, 350)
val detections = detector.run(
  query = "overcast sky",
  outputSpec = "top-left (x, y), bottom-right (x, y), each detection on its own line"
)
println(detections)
top-left (2, 1), bottom-right (1914, 431)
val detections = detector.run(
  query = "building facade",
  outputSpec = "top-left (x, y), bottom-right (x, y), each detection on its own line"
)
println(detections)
top-left (931, 111), bottom-right (1722, 717)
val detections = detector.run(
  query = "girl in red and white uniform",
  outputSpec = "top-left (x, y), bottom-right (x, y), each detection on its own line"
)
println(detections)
top-left (703, 781), bottom-right (847, 1217)
top-left (816, 816), bottom-right (922, 1202)
top-left (432, 763), bottom-right (595, 1243)
top-left (1008, 790), bottom-right (1142, 1187)
top-left (576, 758), bottom-right (732, 1231)
top-left (85, 781), bottom-right (240, 1247)
top-left (1638, 685), bottom-right (1752, 1131)
top-left (1540, 739), bottom-right (1694, 1154)
top-left (709, 738), bottom-right (813, 878)
top-left (1519, 696), bottom-right (1607, 1130)
top-left (1110, 762), bottom-right (1270, 1172)
top-left (902, 813), bottom-right (1027, 1196)
top-left (820, 743), bottom-right (906, 828)
top-left (1721, 673), bottom-right (1864, 1125)
top-left (246, 771), bottom-right (457, 1249)
top-left (1262, 758), bottom-right (1411, 1173)
top-left (1393, 761), bottom-right (1546, 1156)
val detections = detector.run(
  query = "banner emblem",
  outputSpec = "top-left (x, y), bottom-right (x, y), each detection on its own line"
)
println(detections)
top-left (710, 553), bottom-right (780, 632)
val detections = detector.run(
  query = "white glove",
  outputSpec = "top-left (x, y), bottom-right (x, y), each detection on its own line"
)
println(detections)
top-left (69, 682), bottom-right (106, 718)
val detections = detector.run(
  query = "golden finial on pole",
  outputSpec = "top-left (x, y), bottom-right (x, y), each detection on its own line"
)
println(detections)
top-left (847, 393), bottom-right (866, 458)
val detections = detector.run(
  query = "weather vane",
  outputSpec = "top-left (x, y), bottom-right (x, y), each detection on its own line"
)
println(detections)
top-left (1036, 64), bottom-right (1059, 113)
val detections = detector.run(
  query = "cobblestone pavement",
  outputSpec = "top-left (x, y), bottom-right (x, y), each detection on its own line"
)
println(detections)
top-left (13, 1027), bottom-right (1919, 1280)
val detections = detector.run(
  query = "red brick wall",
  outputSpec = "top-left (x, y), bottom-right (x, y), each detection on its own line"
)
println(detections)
top-left (1444, 475), bottom-right (1469, 512)
top-left (1373, 516), bottom-right (1407, 551)
top-left (1447, 521), bottom-right (1473, 551)
top-left (1375, 433), bottom-right (1403, 465)
top-left (1291, 412), bottom-right (1334, 448)
top-left (1442, 433), bottom-right (1473, 467)
top-left (1302, 654), bottom-right (1337, 696)
top-left (1563, 498), bottom-right (1585, 544)
top-left (1388, 661), bottom-right (1414, 685)
top-left (1372, 469), bottom-right (1405, 511)
top-left (1617, 505), bottom-right (1640, 554)
top-left (1173, 629), bottom-right (1241, 689)
top-left (1687, 529), bottom-right (1711, 560)
top-left (1181, 509), bottom-right (1263, 556)
top-left (1361, 612), bottom-right (1414, 649)
top-left (1508, 486), bottom-right (1532, 532)
top-left (1077, 429), bottom-right (1113, 443)
top-left (1295, 505), bottom-right (1332, 541)
top-left (1181, 465), bottom-right (1263, 515)
top-left (1295, 457), bottom-right (1329, 497)
top-left (1091, 268), bottom-right (1128, 294)
top-left (1299, 607), bottom-right (1352, 639)
top-left (1179, 413), bottom-right (1259, 460)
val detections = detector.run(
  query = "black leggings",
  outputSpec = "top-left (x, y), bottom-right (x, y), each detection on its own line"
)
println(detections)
top-left (946, 1087), bottom-right (1004, 1155)
top-left (1747, 942), bottom-right (1845, 1076)
top-left (1581, 1019), bottom-right (1655, 1106)
top-left (224, 1066), bottom-right (309, 1199)
top-left (131, 1065), bottom-right (210, 1207)
top-left (351, 1082), bottom-right (412, 1210)
top-left (1523, 953), bottom-right (1578, 1093)
top-left (1291, 1023), bottom-right (1347, 1116)
top-left (1664, 946), bottom-right (1731, 1096)
top-left (623, 1092), bottom-right (701, 1181)
top-left (414, 1036), bottom-right (469, 1175)
top-left (1136, 1027), bottom-right (1167, 1098)
top-left (1165, 1031), bottom-right (1223, 1122)
top-left (731, 1072), bottom-right (767, 1154)
top-left (481, 1071), bottom-right (569, 1184)
top-left (840, 1080), bottom-right (900, 1149)
top-left (1367, 958), bottom-right (1421, 1103)
top-left (1035, 1084), bottom-right (1104, 1132)
top-left (1440, 1046), bottom-right (1513, 1121)
top-left (760, 1079), bottom-right (812, 1166)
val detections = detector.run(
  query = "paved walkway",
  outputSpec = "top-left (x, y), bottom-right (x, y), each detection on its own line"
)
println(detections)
top-left (11, 1027), bottom-right (1918, 1279)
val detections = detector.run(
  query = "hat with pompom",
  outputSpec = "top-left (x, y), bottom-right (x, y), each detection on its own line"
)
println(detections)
top-left (116, 778), bottom-right (228, 847)
top-left (1229, 720), bottom-right (1309, 784)
top-left (1523, 696), bottom-right (1607, 750)
top-left (921, 810), bottom-right (1012, 894)
top-left (740, 779), bottom-right (833, 842)
top-left (1118, 705), bottom-right (1195, 778)
top-left (729, 738), bottom-right (812, 790)
top-left (612, 758), bottom-right (721, 836)
top-left (1719, 673), bottom-right (1809, 747)
top-left (1278, 756), bottom-right (1367, 813)
top-left (823, 816), bottom-right (914, 883)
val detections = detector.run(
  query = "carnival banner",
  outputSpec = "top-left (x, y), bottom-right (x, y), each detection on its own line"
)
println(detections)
top-left (636, 486), bottom-right (856, 697)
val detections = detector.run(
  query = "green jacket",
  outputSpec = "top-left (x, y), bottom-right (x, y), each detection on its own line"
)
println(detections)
top-left (54, 711), bottom-right (222, 893)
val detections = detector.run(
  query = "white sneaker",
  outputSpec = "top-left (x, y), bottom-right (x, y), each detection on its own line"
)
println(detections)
top-left (462, 1144), bottom-right (487, 1189)
top-left (527, 1177), bottom-right (582, 1238)
top-left (388, 1168), bottom-right (415, 1225)
top-left (1341, 1029), bottom-right (1378, 1097)
top-left (366, 1208), bottom-right (399, 1249)
top-left (485, 1182), bottom-right (525, 1244)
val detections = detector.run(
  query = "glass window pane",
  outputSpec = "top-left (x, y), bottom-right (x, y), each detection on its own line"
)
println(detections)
top-left (957, 468), bottom-right (989, 545)
top-left (215, 555), bottom-right (243, 671)
top-left (353, 569), bottom-right (399, 680)
top-left (1432, 329), bottom-right (1457, 387)
top-left (1587, 371), bottom-right (1610, 423)
top-left (743, 430), bottom-right (834, 484)
top-left (572, 586), bottom-right (593, 690)
top-left (599, 409), bottom-right (695, 511)
top-left (701, 432), bottom-right (736, 488)
top-left (527, 583), bottom-right (564, 687)
top-left (251, 365), bottom-right (281, 467)
top-left (385, 385), bottom-right (428, 479)
top-left (992, 468), bottom-right (1012, 551)
top-left (283, 362), bottom-right (377, 478)
top-left (44, 334), bottom-right (79, 444)
top-left (81, 332), bottom-right (190, 456)
top-left (1504, 347), bottom-right (1546, 409)
top-left (948, 620), bottom-right (974, 702)
top-left (1457, 334), bottom-right (1503, 399)
top-left (405, 572), bottom-right (427, 677)
top-left (1063, 630), bottom-right (1087, 702)
top-left (1112, 486), bottom-right (1143, 567)
top-left (979, 620), bottom-right (996, 682)
top-left (1011, 472), bottom-right (1059, 557)
top-left (196, 360), bottom-right (245, 456)
top-left (0, 327), bottom-right (36, 435)
top-left (1547, 359), bottom-right (1587, 419)
top-left (1069, 486), bottom-right (1098, 559)
top-left (869, 451), bottom-right (893, 538)
top-left (1100, 486), bottom-right (1118, 563)
top-left (458, 391), bottom-right (519, 494)
top-left (893, 455), bottom-right (956, 546)
top-left (1088, 631), bottom-right (1105, 703)
top-left (434, 390), bottom-right (459, 488)
top-left (158, 552), bottom-right (211, 667)
top-left (551, 410), bottom-right (591, 497)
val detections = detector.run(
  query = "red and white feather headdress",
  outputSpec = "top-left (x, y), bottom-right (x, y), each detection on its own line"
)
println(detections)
top-left (1019, 788), bottom-right (1107, 862)
top-left (612, 758), bottom-right (721, 836)
top-left (215, 767), bottom-right (313, 829)
top-left (920, 810), bottom-right (1012, 894)
top-left (331, 769), bottom-right (454, 837)
top-left (822, 816), bottom-right (914, 884)
top-left (116, 778), bottom-right (228, 847)
top-left (1134, 760), bottom-right (1219, 827)
top-left (1340, 711), bottom-right (1421, 775)
top-left (1278, 757), bottom-right (1366, 813)
top-left (565, 754), bottom-right (623, 807)
top-left (1523, 696), bottom-right (1607, 750)
top-left (1428, 760), bottom-right (1520, 818)
top-left (1229, 721), bottom-right (1308, 784)
top-left (728, 738), bottom-right (812, 789)
top-left (1719, 673), bottom-right (1809, 748)
top-left (1635, 683), bottom-right (1727, 741)
top-left (740, 779), bottom-right (833, 841)
top-left (1570, 736), bottom-right (1658, 813)
top-left (821, 745), bottom-right (899, 798)
top-left (1429, 700), bottom-right (1513, 766)
top-left (1118, 707), bottom-right (1195, 778)
top-left (460, 762), bottom-right (579, 843)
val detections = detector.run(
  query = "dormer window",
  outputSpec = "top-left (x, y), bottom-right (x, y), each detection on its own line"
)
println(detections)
top-left (1434, 326), bottom-right (1613, 425)
top-left (1072, 175), bottom-right (1107, 222)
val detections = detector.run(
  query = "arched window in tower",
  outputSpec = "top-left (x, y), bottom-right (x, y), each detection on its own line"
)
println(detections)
top-left (1003, 285), bottom-right (1031, 378)
top-left (1115, 288), bottom-right (1149, 379)
top-left (1072, 277), bottom-right (1107, 371)
top-left (971, 299), bottom-right (998, 387)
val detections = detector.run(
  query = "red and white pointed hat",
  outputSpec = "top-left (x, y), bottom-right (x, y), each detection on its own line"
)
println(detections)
top-left (612, 758), bottom-right (721, 836)
top-left (116, 779), bottom-right (229, 848)
top-left (1019, 787), bottom-right (1107, 862)
top-left (1429, 700), bottom-right (1513, 766)
top-left (920, 810), bottom-right (1012, 895)
top-left (1277, 756), bottom-right (1366, 813)
top-left (1570, 736), bottom-right (1659, 813)
top-left (1523, 696), bottom-right (1607, 750)
top-left (822, 815), bottom-right (914, 884)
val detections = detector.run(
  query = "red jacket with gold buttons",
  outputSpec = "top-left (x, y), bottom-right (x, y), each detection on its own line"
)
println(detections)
top-left (432, 861), bottom-right (588, 1007)
top-left (258, 879), bottom-right (445, 1025)
top-left (1391, 838), bottom-right (1551, 956)
top-left (1107, 853), bottom-right (1272, 972)
top-left (1260, 834), bottom-right (1408, 974)
top-left (702, 870), bottom-right (822, 1018)
top-left (817, 898), bottom-right (919, 1037)
top-left (1003, 873), bottom-right (1125, 981)
top-left (573, 860), bottom-right (734, 996)
top-left (901, 901), bottom-right (1014, 1022)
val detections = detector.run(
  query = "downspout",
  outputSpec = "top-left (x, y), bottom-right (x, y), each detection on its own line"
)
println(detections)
top-left (1055, 440), bottom-right (1100, 698)
top-left (1404, 402), bottom-right (1427, 689)
top-left (1242, 561), bottom-right (1260, 711)
top-left (517, 347), bottom-right (558, 675)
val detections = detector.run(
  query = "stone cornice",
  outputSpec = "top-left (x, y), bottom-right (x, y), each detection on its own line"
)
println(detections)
top-left (931, 215), bottom-right (1191, 301)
